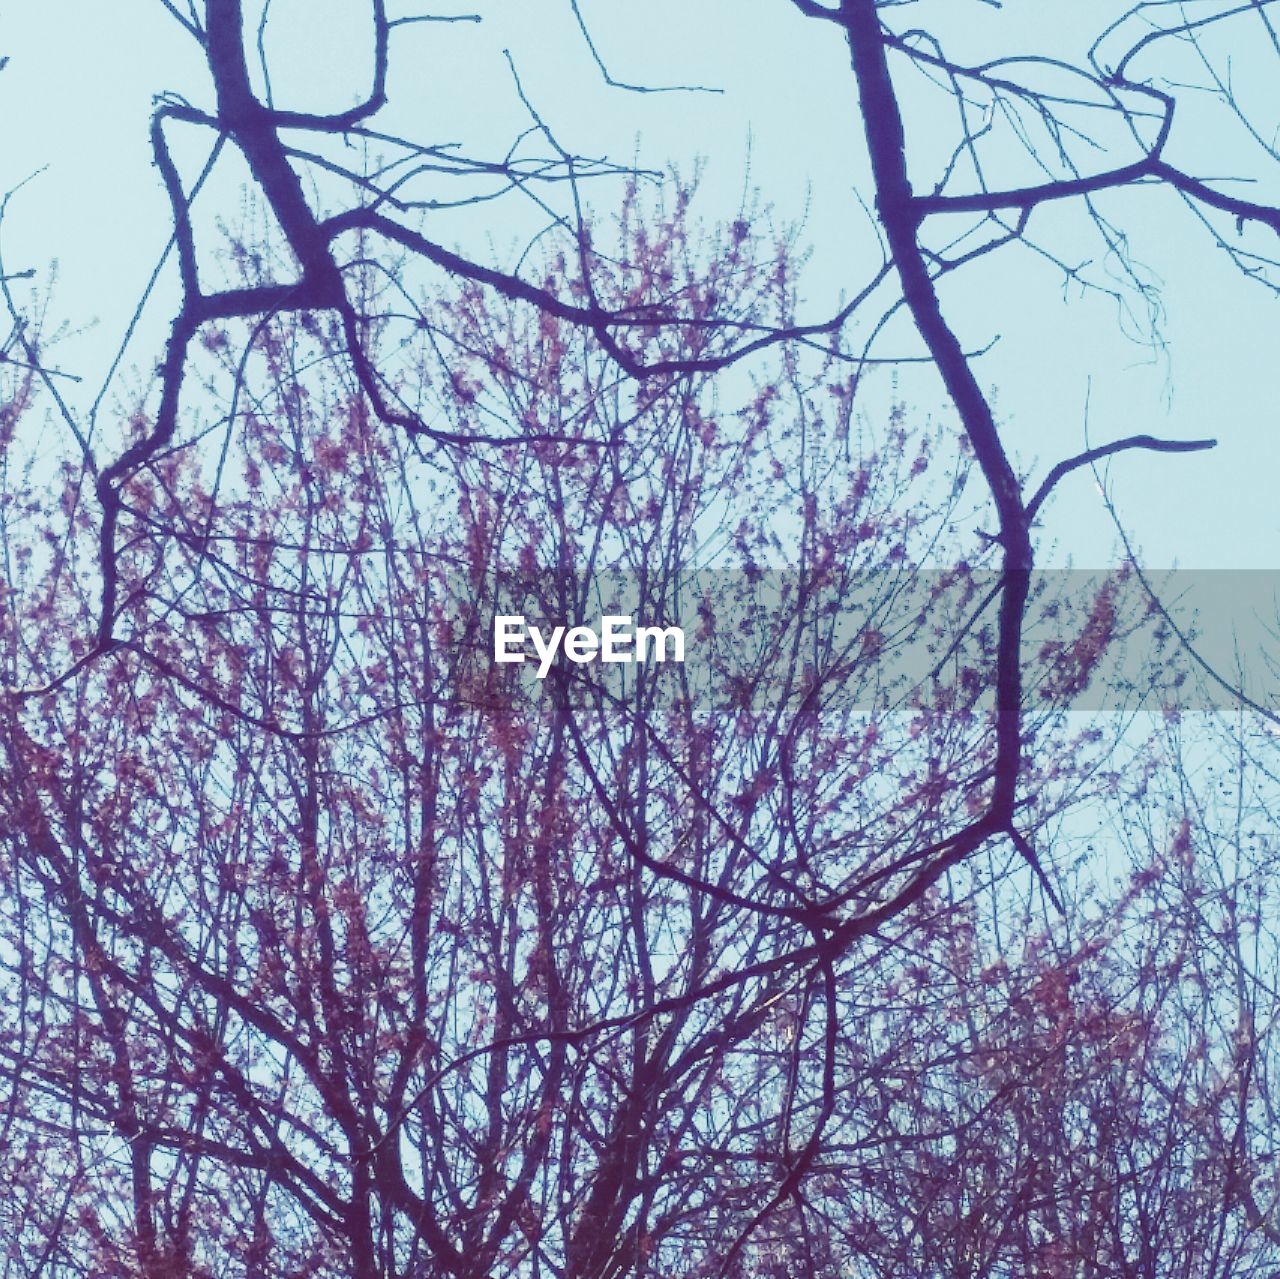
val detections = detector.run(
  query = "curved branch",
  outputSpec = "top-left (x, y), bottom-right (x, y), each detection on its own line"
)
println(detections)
top-left (841, 0), bottom-right (1031, 828)
top-left (1027, 433), bottom-right (1217, 523)
top-left (570, 0), bottom-right (722, 94)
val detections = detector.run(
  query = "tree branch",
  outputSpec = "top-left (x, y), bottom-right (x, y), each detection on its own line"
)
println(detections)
top-left (1027, 433), bottom-right (1217, 522)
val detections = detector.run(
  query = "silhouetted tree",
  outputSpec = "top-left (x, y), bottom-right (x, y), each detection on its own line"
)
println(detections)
top-left (1, 3), bottom-right (1278, 1276)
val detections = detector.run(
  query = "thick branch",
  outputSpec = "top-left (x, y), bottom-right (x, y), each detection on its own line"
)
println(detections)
top-left (840, 0), bottom-right (1030, 826)
top-left (1028, 433), bottom-right (1217, 523)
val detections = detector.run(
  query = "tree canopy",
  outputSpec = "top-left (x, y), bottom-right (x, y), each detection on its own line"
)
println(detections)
top-left (1, 3), bottom-right (1279, 1276)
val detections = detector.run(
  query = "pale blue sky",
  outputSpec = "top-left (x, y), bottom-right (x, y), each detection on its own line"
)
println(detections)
top-left (1, 0), bottom-right (1277, 574)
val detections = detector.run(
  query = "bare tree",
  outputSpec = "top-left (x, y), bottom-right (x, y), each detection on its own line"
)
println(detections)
top-left (1, 2), bottom-right (1278, 1276)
